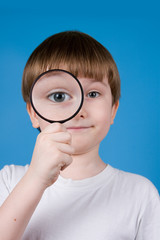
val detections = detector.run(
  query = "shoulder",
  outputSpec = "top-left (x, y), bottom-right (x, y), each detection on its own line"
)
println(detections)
top-left (0, 164), bottom-right (29, 191)
top-left (110, 165), bottom-right (159, 202)
top-left (110, 167), bottom-right (160, 237)
top-left (0, 164), bottom-right (29, 206)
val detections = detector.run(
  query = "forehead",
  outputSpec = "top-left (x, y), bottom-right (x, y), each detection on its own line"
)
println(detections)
top-left (77, 76), bottom-right (109, 87)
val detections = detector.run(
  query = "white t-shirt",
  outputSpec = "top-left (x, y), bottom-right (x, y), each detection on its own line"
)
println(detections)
top-left (0, 164), bottom-right (160, 240)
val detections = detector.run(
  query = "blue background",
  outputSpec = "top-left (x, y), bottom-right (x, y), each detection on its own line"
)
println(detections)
top-left (0, 1), bottom-right (159, 192)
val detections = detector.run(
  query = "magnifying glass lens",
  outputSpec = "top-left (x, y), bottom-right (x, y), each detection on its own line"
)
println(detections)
top-left (30, 70), bottom-right (83, 123)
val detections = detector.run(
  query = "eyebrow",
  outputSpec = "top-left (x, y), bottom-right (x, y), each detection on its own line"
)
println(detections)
top-left (82, 78), bottom-right (109, 87)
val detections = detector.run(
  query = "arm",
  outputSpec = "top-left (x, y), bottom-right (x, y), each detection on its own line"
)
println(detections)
top-left (0, 169), bottom-right (46, 240)
top-left (0, 123), bottom-right (73, 240)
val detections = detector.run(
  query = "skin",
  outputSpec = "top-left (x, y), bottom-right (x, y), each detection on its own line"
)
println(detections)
top-left (28, 76), bottom-right (119, 180)
top-left (0, 76), bottom-right (119, 240)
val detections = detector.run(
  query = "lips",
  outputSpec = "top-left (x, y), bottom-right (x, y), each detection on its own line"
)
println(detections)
top-left (67, 126), bottom-right (90, 130)
top-left (66, 125), bottom-right (93, 132)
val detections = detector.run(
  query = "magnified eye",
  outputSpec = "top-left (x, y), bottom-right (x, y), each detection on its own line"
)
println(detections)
top-left (48, 92), bottom-right (71, 102)
top-left (87, 91), bottom-right (100, 98)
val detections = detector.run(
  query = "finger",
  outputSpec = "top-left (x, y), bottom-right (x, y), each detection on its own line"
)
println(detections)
top-left (42, 123), bottom-right (67, 134)
top-left (56, 143), bottom-right (75, 155)
top-left (60, 163), bottom-right (71, 171)
top-left (58, 154), bottom-right (73, 171)
top-left (48, 132), bottom-right (72, 144)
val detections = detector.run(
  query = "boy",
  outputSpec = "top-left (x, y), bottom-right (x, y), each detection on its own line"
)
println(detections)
top-left (0, 31), bottom-right (159, 240)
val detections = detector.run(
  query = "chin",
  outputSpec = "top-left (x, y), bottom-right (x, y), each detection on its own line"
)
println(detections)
top-left (71, 139), bottom-right (99, 156)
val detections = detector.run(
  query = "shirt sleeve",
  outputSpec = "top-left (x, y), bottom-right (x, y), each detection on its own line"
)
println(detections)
top-left (0, 165), bottom-right (29, 206)
top-left (135, 185), bottom-right (160, 240)
top-left (0, 165), bottom-right (11, 206)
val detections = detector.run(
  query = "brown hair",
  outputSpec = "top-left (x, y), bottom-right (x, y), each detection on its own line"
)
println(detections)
top-left (22, 31), bottom-right (120, 105)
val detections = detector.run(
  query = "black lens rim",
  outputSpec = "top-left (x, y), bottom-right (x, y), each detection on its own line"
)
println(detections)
top-left (29, 69), bottom-right (84, 123)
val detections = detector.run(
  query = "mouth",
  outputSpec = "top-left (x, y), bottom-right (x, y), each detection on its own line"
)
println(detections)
top-left (66, 126), bottom-right (93, 132)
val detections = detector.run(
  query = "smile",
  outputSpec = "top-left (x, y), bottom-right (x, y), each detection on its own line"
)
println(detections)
top-left (67, 126), bottom-right (92, 132)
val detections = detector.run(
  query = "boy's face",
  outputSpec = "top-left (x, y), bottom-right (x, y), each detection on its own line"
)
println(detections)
top-left (27, 76), bottom-right (119, 155)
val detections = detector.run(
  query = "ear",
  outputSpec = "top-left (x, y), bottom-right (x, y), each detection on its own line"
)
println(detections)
top-left (111, 100), bottom-right (119, 125)
top-left (27, 103), bottom-right (40, 128)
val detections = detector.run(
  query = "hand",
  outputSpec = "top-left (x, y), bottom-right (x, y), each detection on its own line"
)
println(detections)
top-left (28, 123), bottom-right (74, 188)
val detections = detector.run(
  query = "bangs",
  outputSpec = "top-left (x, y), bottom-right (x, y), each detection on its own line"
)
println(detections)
top-left (44, 50), bottom-right (109, 82)
top-left (22, 31), bottom-right (120, 104)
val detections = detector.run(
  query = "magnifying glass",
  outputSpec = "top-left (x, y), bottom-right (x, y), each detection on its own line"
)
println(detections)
top-left (30, 69), bottom-right (84, 123)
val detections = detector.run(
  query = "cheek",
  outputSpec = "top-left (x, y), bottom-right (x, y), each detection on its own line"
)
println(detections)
top-left (94, 106), bottom-right (112, 137)
top-left (95, 103), bottom-right (112, 124)
top-left (37, 117), bottom-right (50, 131)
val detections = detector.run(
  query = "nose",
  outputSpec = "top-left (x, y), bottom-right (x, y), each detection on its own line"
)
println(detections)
top-left (74, 101), bottom-right (88, 119)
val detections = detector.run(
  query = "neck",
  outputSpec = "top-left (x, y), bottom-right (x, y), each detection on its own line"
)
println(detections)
top-left (60, 146), bottom-right (107, 180)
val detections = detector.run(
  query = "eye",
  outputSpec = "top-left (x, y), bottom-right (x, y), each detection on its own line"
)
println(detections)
top-left (87, 91), bottom-right (100, 98)
top-left (48, 92), bottom-right (71, 103)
